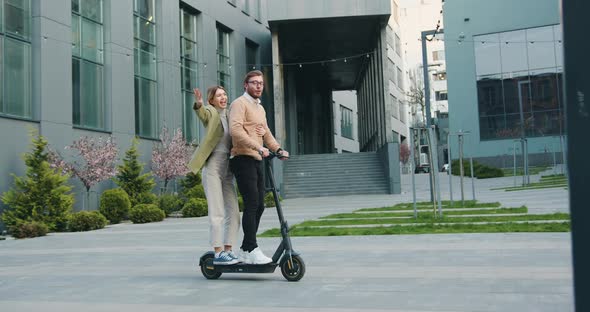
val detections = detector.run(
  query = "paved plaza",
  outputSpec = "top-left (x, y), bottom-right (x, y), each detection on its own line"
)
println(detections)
top-left (0, 170), bottom-right (573, 311)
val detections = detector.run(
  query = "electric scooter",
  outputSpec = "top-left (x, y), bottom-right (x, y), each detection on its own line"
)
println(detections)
top-left (198, 152), bottom-right (305, 282)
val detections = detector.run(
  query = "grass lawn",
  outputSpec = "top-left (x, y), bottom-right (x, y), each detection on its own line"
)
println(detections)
top-left (260, 201), bottom-right (570, 237)
top-left (501, 166), bottom-right (549, 176)
top-left (491, 174), bottom-right (568, 191)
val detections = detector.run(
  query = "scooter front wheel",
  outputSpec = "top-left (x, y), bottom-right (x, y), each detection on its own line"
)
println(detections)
top-left (200, 254), bottom-right (222, 280)
top-left (280, 255), bottom-right (305, 282)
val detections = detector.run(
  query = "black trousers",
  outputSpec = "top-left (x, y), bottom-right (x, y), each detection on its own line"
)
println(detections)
top-left (229, 155), bottom-right (265, 252)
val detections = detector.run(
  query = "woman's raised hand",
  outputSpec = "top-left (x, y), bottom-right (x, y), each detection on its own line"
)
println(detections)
top-left (193, 88), bottom-right (204, 109)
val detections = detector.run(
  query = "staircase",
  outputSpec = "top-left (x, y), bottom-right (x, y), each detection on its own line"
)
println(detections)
top-left (282, 152), bottom-right (390, 198)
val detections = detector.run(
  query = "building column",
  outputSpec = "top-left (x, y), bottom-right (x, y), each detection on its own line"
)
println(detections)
top-left (271, 30), bottom-right (286, 148)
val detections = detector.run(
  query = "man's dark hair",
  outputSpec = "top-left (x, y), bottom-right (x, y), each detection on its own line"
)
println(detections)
top-left (243, 70), bottom-right (263, 84)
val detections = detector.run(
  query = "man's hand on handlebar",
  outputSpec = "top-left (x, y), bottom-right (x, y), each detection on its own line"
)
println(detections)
top-left (277, 150), bottom-right (289, 160)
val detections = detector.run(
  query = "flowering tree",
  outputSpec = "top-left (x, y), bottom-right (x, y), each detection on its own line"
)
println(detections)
top-left (399, 142), bottom-right (411, 164)
top-left (67, 136), bottom-right (119, 192)
top-left (152, 127), bottom-right (193, 190)
top-left (49, 136), bottom-right (118, 209)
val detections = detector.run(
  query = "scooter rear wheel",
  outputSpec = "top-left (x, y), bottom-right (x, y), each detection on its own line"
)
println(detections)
top-left (280, 255), bottom-right (305, 282)
top-left (200, 254), bottom-right (222, 280)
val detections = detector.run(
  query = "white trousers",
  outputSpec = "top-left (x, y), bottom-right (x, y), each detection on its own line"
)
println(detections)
top-left (202, 151), bottom-right (240, 248)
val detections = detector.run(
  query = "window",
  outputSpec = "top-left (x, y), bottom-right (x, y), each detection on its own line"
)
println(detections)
top-left (397, 67), bottom-right (403, 90)
top-left (253, 0), bottom-right (262, 22)
top-left (474, 25), bottom-right (564, 140)
top-left (217, 26), bottom-right (231, 97)
top-left (435, 91), bottom-right (448, 101)
top-left (392, 1), bottom-right (399, 24)
top-left (134, 0), bottom-right (158, 138)
top-left (391, 95), bottom-right (399, 119)
top-left (242, 0), bottom-right (250, 15)
top-left (0, 0), bottom-right (32, 119)
top-left (340, 106), bottom-right (353, 139)
top-left (395, 34), bottom-right (401, 57)
top-left (180, 6), bottom-right (199, 142)
top-left (72, 0), bottom-right (105, 130)
top-left (432, 50), bottom-right (445, 62)
top-left (227, 0), bottom-right (236, 6)
top-left (246, 39), bottom-right (258, 70)
top-left (433, 71), bottom-right (447, 81)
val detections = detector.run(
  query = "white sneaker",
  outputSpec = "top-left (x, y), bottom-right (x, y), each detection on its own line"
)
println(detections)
top-left (248, 247), bottom-right (272, 264)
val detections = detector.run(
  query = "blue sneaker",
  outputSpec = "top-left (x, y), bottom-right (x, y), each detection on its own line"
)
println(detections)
top-left (213, 251), bottom-right (238, 265)
top-left (226, 250), bottom-right (239, 260)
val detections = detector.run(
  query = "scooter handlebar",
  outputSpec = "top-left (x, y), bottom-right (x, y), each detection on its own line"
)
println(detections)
top-left (268, 151), bottom-right (289, 160)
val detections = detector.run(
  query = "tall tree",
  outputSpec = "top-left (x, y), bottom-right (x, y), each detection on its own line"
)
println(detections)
top-left (2, 132), bottom-right (73, 232)
top-left (114, 137), bottom-right (155, 206)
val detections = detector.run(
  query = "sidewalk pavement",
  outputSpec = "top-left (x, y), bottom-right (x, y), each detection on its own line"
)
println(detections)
top-left (0, 169), bottom-right (573, 312)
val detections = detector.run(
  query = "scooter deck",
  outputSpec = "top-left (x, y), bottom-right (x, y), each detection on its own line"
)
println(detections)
top-left (204, 260), bottom-right (278, 274)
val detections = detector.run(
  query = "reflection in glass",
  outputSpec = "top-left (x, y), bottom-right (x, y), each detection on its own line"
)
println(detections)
top-left (3, 38), bottom-right (32, 117)
top-left (474, 25), bottom-right (564, 140)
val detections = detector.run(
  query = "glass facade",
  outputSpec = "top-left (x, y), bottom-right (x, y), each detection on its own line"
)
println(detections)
top-left (474, 25), bottom-right (564, 140)
top-left (0, 0), bottom-right (32, 119)
top-left (217, 26), bottom-right (231, 98)
top-left (180, 7), bottom-right (199, 142)
top-left (134, 0), bottom-right (158, 138)
top-left (72, 0), bottom-right (105, 129)
top-left (340, 105), bottom-right (353, 139)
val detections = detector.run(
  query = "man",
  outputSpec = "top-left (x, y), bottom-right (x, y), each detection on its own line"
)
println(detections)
top-left (229, 70), bottom-right (289, 264)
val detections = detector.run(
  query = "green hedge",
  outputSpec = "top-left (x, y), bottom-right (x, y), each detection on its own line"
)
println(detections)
top-left (99, 188), bottom-right (131, 224)
top-left (158, 194), bottom-right (182, 217)
top-left (182, 198), bottom-right (208, 218)
top-left (136, 192), bottom-right (157, 205)
top-left (69, 211), bottom-right (108, 232)
top-left (11, 221), bottom-right (49, 239)
top-left (450, 159), bottom-right (504, 179)
top-left (129, 204), bottom-right (165, 224)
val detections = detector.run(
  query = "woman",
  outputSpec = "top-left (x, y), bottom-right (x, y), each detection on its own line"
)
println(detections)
top-left (188, 86), bottom-right (252, 265)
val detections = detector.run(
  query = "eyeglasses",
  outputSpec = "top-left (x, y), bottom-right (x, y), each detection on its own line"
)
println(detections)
top-left (247, 81), bottom-right (264, 87)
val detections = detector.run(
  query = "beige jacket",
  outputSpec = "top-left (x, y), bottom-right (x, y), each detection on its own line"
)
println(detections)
top-left (228, 93), bottom-right (280, 160)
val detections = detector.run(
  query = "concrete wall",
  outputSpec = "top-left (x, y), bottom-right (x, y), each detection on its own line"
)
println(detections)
top-left (443, 0), bottom-right (563, 162)
top-left (268, 0), bottom-right (390, 21)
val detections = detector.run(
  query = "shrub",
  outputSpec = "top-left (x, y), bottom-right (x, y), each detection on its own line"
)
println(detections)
top-left (179, 172), bottom-right (202, 195)
top-left (184, 184), bottom-right (206, 200)
top-left (2, 133), bottom-right (73, 233)
top-left (69, 211), bottom-right (107, 232)
top-left (11, 221), bottom-right (49, 239)
top-left (129, 204), bottom-right (165, 224)
top-left (264, 192), bottom-right (283, 208)
top-left (450, 160), bottom-right (504, 179)
top-left (182, 198), bottom-right (208, 218)
top-left (136, 192), bottom-right (157, 205)
top-left (99, 188), bottom-right (131, 224)
top-left (158, 194), bottom-right (182, 216)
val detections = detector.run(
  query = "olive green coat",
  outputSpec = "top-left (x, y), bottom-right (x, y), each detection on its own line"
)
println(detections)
top-left (187, 103), bottom-right (225, 173)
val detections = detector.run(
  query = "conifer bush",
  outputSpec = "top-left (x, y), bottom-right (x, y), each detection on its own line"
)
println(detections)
top-left (114, 138), bottom-right (155, 206)
top-left (1, 133), bottom-right (73, 235)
